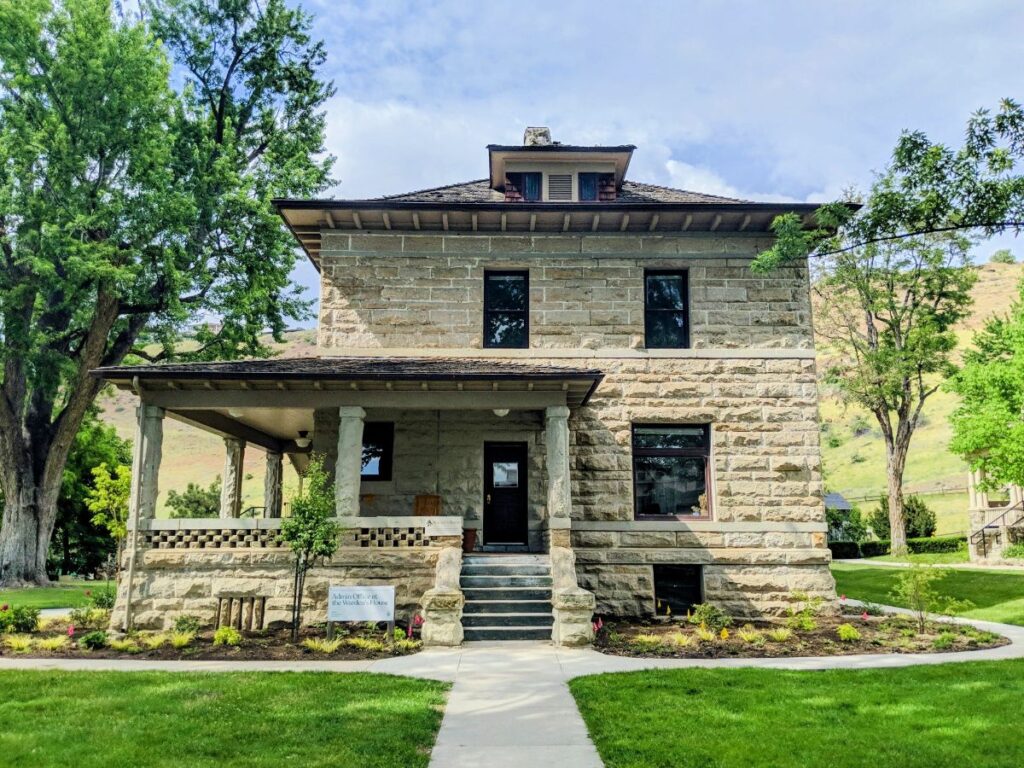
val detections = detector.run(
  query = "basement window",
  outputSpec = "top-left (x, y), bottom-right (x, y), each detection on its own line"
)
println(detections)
top-left (653, 565), bottom-right (703, 616)
top-left (632, 424), bottom-right (711, 519)
top-left (361, 422), bottom-right (394, 481)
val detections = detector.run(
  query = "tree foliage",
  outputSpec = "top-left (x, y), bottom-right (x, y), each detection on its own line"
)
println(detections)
top-left (990, 248), bottom-right (1016, 264)
top-left (166, 477), bottom-right (221, 518)
top-left (85, 462), bottom-right (131, 570)
top-left (869, 494), bottom-right (937, 540)
top-left (752, 99), bottom-right (1024, 274)
top-left (280, 455), bottom-right (338, 641)
top-left (0, 0), bottom-right (332, 585)
top-left (948, 280), bottom-right (1024, 489)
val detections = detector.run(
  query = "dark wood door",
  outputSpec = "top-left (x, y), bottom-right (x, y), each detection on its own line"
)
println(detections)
top-left (483, 442), bottom-right (529, 544)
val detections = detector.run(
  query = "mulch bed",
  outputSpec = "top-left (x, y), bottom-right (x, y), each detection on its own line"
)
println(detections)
top-left (595, 609), bottom-right (1009, 659)
top-left (1, 622), bottom-right (422, 661)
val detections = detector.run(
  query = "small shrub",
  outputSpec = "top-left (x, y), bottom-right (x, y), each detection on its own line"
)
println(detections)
top-left (393, 638), bottom-right (420, 653)
top-left (3, 635), bottom-right (34, 653)
top-left (860, 540), bottom-right (890, 558)
top-left (907, 536), bottom-right (967, 555)
top-left (836, 623), bottom-right (861, 642)
top-left (69, 607), bottom-right (110, 630)
top-left (890, 565), bottom-right (974, 633)
top-left (1003, 543), bottom-right (1024, 559)
top-left (170, 631), bottom-right (195, 649)
top-left (870, 495), bottom-right (937, 540)
top-left (850, 453), bottom-right (866, 464)
top-left (990, 248), bottom-right (1016, 264)
top-left (173, 615), bottom-right (202, 634)
top-left (766, 627), bottom-right (793, 643)
top-left (87, 585), bottom-right (117, 610)
top-left (213, 626), bottom-right (242, 647)
top-left (933, 631), bottom-right (957, 650)
top-left (629, 633), bottom-right (664, 652)
top-left (828, 541), bottom-right (861, 559)
top-left (688, 603), bottom-right (732, 632)
top-left (669, 632), bottom-right (693, 648)
top-left (825, 433), bottom-right (843, 448)
top-left (109, 638), bottom-right (141, 654)
top-left (737, 624), bottom-right (762, 644)
top-left (79, 631), bottom-right (108, 650)
top-left (2, 606), bottom-right (41, 634)
top-left (785, 592), bottom-right (824, 632)
top-left (302, 636), bottom-right (343, 654)
top-left (37, 636), bottom-right (69, 652)
top-left (141, 633), bottom-right (168, 650)
top-left (695, 626), bottom-right (716, 643)
top-left (346, 636), bottom-right (387, 653)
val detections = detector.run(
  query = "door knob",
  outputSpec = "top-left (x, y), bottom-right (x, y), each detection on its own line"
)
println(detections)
top-left (486, 494), bottom-right (492, 504)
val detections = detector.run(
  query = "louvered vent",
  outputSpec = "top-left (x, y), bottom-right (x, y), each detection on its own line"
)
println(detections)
top-left (547, 174), bottom-right (573, 201)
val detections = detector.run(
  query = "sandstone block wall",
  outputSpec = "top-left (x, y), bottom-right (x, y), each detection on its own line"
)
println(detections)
top-left (317, 233), bottom-right (811, 351)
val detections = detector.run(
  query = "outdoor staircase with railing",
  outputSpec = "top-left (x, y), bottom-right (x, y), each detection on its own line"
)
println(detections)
top-left (970, 500), bottom-right (1024, 557)
top-left (460, 554), bottom-right (554, 641)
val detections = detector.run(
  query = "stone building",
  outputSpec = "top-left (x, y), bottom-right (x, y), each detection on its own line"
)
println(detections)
top-left (94, 128), bottom-right (836, 644)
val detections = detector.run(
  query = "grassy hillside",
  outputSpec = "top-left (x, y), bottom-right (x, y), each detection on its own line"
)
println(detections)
top-left (819, 261), bottom-right (1024, 535)
top-left (92, 263), bottom-right (1024, 526)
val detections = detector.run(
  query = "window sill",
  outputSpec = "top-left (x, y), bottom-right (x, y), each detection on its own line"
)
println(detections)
top-left (635, 514), bottom-right (711, 523)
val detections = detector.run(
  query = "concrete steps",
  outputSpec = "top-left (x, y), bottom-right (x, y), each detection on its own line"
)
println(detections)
top-left (461, 554), bottom-right (553, 642)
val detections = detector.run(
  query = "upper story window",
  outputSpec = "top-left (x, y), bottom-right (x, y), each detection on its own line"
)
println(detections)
top-left (484, 271), bottom-right (529, 348)
top-left (505, 172), bottom-right (541, 202)
top-left (361, 422), bottom-right (394, 481)
top-left (632, 424), bottom-right (711, 519)
top-left (644, 270), bottom-right (690, 348)
top-left (578, 172), bottom-right (614, 201)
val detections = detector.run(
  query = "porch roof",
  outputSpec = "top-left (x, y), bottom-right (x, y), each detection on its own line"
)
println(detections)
top-left (91, 355), bottom-right (604, 408)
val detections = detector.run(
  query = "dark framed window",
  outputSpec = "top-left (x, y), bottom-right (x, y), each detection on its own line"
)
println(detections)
top-left (578, 172), bottom-right (600, 201)
top-left (644, 270), bottom-right (689, 349)
top-left (653, 565), bottom-right (703, 616)
top-left (483, 270), bottom-right (529, 348)
top-left (506, 172), bottom-right (542, 202)
top-left (361, 422), bottom-right (394, 481)
top-left (632, 424), bottom-right (711, 519)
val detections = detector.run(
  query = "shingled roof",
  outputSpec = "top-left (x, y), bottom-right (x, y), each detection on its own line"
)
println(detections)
top-left (379, 179), bottom-right (749, 205)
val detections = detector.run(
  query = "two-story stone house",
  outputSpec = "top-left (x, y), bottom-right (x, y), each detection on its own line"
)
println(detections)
top-left (95, 128), bottom-right (836, 644)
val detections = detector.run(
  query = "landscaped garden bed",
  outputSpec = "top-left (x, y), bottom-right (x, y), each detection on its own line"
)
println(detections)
top-left (1, 605), bottom-right (423, 661)
top-left (594, 598), bottom-right (1007, 659)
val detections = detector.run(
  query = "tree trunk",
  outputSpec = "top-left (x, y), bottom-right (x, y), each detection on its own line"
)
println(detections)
top-left (886, 440), bottom-right (909, 557)
top-left (0, 487), bottom-right (52, 587)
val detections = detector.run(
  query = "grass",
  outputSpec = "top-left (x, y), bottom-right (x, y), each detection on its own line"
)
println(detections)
top-left (866, 549), bottom-right (970, 565)
top-left (570, 660), bottom-right (1024, 768)
top-left (0, 579), bottom-right (113, 610)
top-left (0, 671), bottom-right (448, 768)
top-left (832, 562), bottom-right (1024, 626)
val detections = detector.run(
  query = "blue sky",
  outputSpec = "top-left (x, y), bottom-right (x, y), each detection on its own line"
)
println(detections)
top-left (288, 0), bottom-right (1024, 317)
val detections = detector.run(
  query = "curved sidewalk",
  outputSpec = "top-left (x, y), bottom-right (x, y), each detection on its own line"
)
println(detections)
top-left (3, 607), bottom-right (1023, 768)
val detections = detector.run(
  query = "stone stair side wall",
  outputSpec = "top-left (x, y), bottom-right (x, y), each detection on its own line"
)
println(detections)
top-left (421, 547), bottom-right (465, 646)
top-left (550, 546), bottom-right (596, 646)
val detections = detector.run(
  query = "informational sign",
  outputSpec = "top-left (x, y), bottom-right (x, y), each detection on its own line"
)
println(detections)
top-left (327, 585), bottom-right (395, 623)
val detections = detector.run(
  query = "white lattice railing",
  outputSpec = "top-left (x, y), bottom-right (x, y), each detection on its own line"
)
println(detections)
top-left (133, 516), bottom-right (464, 550)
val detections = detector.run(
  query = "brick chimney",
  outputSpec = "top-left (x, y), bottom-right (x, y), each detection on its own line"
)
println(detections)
top-left (523, 127), bottom-right (552, 147)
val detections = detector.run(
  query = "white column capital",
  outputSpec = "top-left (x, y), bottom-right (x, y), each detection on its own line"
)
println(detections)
top-left (545, 405), bottom-right (571, 421)
top-left (339, 405), bottom-right (367, 421)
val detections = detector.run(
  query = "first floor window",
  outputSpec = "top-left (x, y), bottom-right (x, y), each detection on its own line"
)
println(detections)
top-left (653, 565), bottom-right (703, 616)
top-left (632, 424), bottom-right (710, 518)
top-left (361, 422), bottom-right (394, 481)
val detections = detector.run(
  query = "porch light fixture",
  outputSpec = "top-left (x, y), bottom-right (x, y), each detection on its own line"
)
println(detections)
top-left (492, 408), bottom-right (510, 417)
top-left (228, 408), bottom-right (243, 418)
top-left (295, 430), bottom-right (312, 449)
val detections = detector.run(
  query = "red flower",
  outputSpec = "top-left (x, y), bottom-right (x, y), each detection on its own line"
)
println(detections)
top-left (407, 625), bottom-right (413, 639)
top-left (68, 624), bottom-right (75, 637)
top-left (84, 590), bottom-right (92, 597)
top-left (840, 594), bottom-right (846, 601)
top-left (413, 614), bottom-right (424, 626)
top-left (0, 604), bottom-right (8, 612)
top-left (861, 612), bottom-right (869, 621)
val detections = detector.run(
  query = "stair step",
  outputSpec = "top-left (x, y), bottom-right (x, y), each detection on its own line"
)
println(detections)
top-left (461, 564), bottom-right (551, 577)
top-left (463, 600), bottom-right (552, 614)
top-left (464, 626), bottom-right (552, 642)
top-left (462, 612), bottom-right (554, 628)
top-left (463, 587), bottom-right (552, 601)
top-left (460, 575), bottom-right (552, 588)
top-left (462, 555), bottom-right (549, 566)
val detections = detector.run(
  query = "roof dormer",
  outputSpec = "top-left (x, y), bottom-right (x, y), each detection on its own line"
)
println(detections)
top-left (487, 127), bottom-right (635, 203)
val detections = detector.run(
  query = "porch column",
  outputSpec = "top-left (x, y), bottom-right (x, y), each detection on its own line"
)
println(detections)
top-left (219, 437), bottom-right (246, 518)
top-left (131, 405), bottom-right (165, 520)
top-left (545, 406), bottom-right (572, 520)
top-left (264, 451), bottom-right (283, 518)
top-left (335, 406), bottom-right (366, 517)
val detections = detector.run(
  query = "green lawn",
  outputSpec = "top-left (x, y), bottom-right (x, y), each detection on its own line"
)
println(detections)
top-left (865, 550), bottom-right (970, 565)
top-left (571, 661), bottom-right (1024, 768)
top-left (0, 580), bottom-right (113, 610)
top-left (0, 671), bottom-right (448, 768)
top-left (832, 563), bottom-right (1024, 626)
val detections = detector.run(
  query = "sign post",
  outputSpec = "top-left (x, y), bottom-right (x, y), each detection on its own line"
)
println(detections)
top-left (326, 585), bottom-right (396, 643)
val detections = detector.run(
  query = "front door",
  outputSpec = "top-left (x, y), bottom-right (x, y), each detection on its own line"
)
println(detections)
top-left (483, 442), bottom-right (529, 545)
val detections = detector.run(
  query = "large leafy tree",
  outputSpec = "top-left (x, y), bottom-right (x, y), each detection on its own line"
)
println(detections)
top-left (948, 281), bottom-right (1024, 492)
top-left (0, 0), bottom-right (332, 586)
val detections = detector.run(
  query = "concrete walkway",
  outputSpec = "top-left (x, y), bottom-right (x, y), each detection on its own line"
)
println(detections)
top-left (3, 607), bottom-right (1024, 768)
top-left (835, 558), bottom-right (1024, 572)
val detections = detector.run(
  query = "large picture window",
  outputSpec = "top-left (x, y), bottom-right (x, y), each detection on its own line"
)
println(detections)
top-left (644, 270), bottom-right (689, 349)
top-left (632, 424), bottom-right (710, 519)
top-left (361, 422), bottom-right (394, 481)
top-left (483, 270), bottom-right (529, 348)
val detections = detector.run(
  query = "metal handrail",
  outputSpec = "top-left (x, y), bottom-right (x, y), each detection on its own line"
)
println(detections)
top-left (240, 506), bottom-right (266, 519)
top-left (970, 500), bottom-right (1024, 556)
